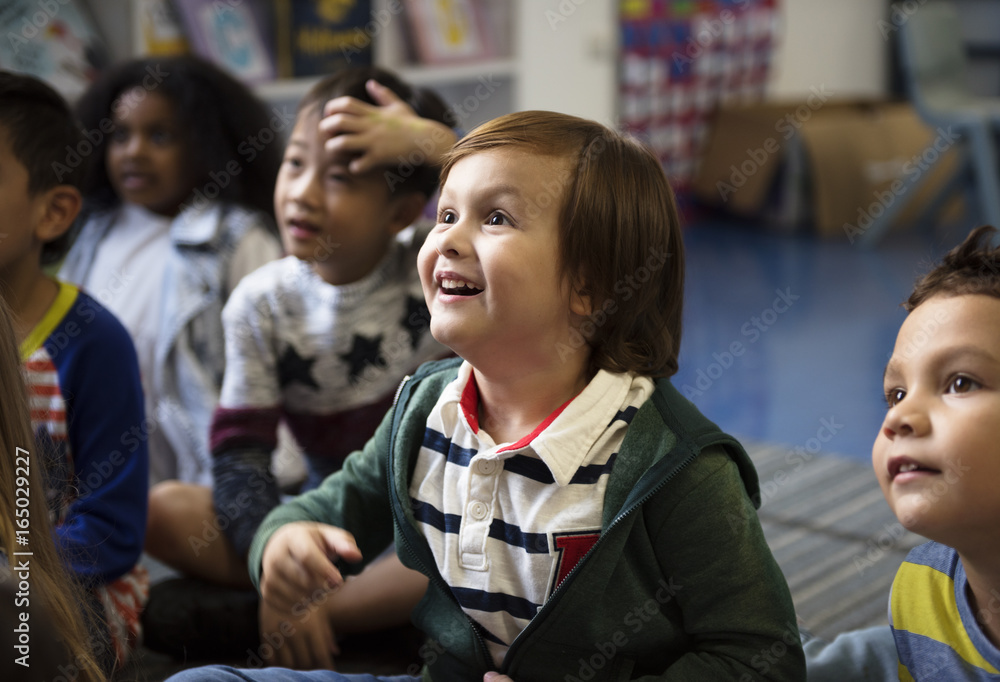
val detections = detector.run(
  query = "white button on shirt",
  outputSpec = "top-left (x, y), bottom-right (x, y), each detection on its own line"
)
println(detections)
top-left (476, 459), bottom-right (498, 475)
top-left (469, 500), bottom-right (489, 520)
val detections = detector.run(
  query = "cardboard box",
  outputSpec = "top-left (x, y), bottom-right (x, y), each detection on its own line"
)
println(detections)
top-left (692, 98), bottom-right (960, 238)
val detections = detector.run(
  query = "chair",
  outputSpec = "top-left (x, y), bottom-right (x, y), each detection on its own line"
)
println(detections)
top-left (860, 0), bottom-right (1000, 247)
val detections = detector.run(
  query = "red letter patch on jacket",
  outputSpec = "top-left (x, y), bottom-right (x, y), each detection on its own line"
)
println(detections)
top-left (551, 531), bottom-right (600, 591)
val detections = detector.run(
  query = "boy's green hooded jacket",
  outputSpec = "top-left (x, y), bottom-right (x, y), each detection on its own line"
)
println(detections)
top-left (250, 358), bottom-right (805, 681)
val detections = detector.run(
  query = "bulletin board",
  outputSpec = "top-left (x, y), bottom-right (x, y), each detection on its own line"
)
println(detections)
top-left (620, 0), bottom-right (781, 206)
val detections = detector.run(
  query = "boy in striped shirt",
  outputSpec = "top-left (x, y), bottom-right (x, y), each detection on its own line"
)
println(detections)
top-left (173, 111), bottom-right (803, 681)
top-left (874, 225), bottom-right (1000, 680)
top-left (0, 71), bottom-right (148, 671)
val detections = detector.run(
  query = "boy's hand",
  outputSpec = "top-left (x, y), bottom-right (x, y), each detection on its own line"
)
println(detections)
top-left (484, 674), bottom-right (514, 682)
top-left (320, 79), bottom-right (457, 174)
top-left (259, 521), bottom-right (362, 613)
top-left (259, 599), bottom-right (340, 670)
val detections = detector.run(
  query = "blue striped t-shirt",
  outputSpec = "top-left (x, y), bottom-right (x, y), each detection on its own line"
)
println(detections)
top-left (890, 541), bottom-right (1000, 680)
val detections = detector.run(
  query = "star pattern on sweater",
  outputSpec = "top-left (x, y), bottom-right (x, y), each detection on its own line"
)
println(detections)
top-left (277, 345), bottom-right (320, 390)
top-left (339, 334), bottom-right (387, 384)
top-left (402, 295), bottom-right (431, 349)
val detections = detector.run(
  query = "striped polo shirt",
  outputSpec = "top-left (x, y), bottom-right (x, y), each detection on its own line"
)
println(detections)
top-left (890, 541), bottom-right (1000, 680)
top-left (409, 361), bottom-right (653, 665)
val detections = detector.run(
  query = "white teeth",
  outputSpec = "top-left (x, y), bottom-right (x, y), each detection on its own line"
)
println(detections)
top-left (898, 463), bottom-right (919, 473)
top-left (442, 278), bottom-right (481, 291)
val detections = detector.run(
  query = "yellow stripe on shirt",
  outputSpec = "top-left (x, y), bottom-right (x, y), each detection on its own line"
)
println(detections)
top-left (19, 281), bottom-right (79, 361)
top-left (892, 561), bottom-right (1000, 674)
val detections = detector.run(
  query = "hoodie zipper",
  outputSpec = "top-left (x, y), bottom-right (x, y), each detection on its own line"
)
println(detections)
top-left (500, 446), bottom-right (702, 673)
top-left (386, 373), bottom-right (494, 672)
top-left (391, 374), bottom-right (412, 407)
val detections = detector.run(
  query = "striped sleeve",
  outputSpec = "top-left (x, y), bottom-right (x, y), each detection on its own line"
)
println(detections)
top-left (891, 542), bottom-right (1000, 680)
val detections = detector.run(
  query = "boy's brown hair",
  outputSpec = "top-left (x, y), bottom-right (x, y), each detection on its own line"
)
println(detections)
top-left (441, 110), bottom-right (685, 378)
top-left (905, 225), bottom-right (1000, 311)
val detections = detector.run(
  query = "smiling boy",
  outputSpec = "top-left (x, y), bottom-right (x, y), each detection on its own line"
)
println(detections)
top-left (874, 225), bottom-right (1000, 680)
top-left (169, 111), bottom-right (803, 682)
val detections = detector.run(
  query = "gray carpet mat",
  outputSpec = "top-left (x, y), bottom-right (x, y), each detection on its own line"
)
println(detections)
top-left (746, 440), bottom-right (923, 641)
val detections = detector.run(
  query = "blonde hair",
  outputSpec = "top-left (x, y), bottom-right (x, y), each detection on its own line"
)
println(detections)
top-left (0, 297), bottom-right (105, 682)
top-left (441, 111), bottom-right (685, 377)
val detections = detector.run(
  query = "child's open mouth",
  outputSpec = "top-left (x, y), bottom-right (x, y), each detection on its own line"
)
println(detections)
top-left (889, 457), bottom-right (940, 482)
top-left (441, 279), bottom-right (483, 296)
top-left (120, 171), bottom-right (153, 191)
top-left (287, 219), bottom-right (320, 240)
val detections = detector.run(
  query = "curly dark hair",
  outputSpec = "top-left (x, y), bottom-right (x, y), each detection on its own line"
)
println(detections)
top-left (298, 66), bottom-right (455, 197)
top-left (905, 225), bottom-right (1000, 311)
top-left (74, 55), bottom-right (282, 231)
top-left (0, 70), bottom-right (88, 265)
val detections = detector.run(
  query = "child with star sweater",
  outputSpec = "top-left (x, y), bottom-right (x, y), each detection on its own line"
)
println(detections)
top-left (146, 66), bottom-right (455, 668)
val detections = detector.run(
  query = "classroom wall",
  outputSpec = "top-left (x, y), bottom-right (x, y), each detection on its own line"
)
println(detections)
top-left (767, 0), bottom-right (889, 100)
top-left (103, 2), bottom-right (1000, 114)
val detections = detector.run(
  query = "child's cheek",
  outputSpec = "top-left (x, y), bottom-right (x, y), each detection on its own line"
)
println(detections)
top-left (417, 241), bottom-right (437, 292)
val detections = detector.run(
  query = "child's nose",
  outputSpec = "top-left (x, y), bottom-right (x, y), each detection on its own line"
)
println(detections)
top-left (881, 399), bottom-right (930, 439)
top-left (122, 133), bottom-right (148, 157)
top-left (288, 170), bottom-right (321, 207)
top-left (435, 221), bottom-right (468, 258)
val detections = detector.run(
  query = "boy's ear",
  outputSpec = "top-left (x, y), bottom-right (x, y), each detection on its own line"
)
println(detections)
top-left (570, 280), bottom-right (593, 318)
top-left (33, 185), bottom-right (82, 244)
top-left (388, 192), bottom-right (427, 233)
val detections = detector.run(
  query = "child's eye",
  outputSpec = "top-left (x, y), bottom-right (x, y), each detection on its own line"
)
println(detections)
top-left (438, 209), bottom-right (456, 224)
top-left (282, 156), bottom-right (302, 169)
top-left (885, 388), bottom-right (905, 408)
top-left (487, 212), bottom-right (512, 227)
top-left (149, 129), bottom-right (174, 145)
top-left (110, 127), bottom-right (129, 144)
top-left (946, 375), bottom-right (981, 395)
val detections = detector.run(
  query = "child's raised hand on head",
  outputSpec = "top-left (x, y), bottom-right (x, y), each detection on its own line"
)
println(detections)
top-left (320, 79), bottom-right (456, 174)
top-left (259, 521), bottom-right (362, 613)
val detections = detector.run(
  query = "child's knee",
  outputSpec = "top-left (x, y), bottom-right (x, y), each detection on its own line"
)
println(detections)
top-left (146, 481), bottom-right (207, 547)
top-left (149, 481), bottom-right (185, 523)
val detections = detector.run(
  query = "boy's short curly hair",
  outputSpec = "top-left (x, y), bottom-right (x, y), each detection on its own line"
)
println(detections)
top-left (906, 225), bottom-right (1000, 311)
top-left (441, 110), bottom-right (685, 378)
top-left (298, 66), bottom-right (455, 198)
top-left (0, 70), bottom-right (87, 265)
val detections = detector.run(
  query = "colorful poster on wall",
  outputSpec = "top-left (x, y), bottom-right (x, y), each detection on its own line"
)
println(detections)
top-left (174, 0), bottom-right (276, 84)
top-left (401, 0), bottom-right (496, 65)
top-left (273, 0), bottom-right (373, 78)
top-left (0, 0), bottom-right (109, 100)
top-left (619, 0), bottom-right (781, 205)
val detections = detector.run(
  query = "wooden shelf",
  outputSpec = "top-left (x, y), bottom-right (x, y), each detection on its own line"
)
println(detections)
top-left (91, 0), bottom-right (616, 126)
top-left (252, 58), bottom-right (517, 104)
top-left (254, 76), bottom-right (323, 103)
top-left (393, 58), bottom-right (517, 87)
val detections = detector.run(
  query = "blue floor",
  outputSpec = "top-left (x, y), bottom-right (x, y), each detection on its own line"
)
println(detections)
top-left (675, 220), bottom-right (964, 464)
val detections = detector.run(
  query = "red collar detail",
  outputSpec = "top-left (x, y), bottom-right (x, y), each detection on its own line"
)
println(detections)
top-left (459, 371), bottom-right (481, 433)
top-left (497, 398), bottom-right (571, 453)
top-left (459, 372), bottom-right (574, 452)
